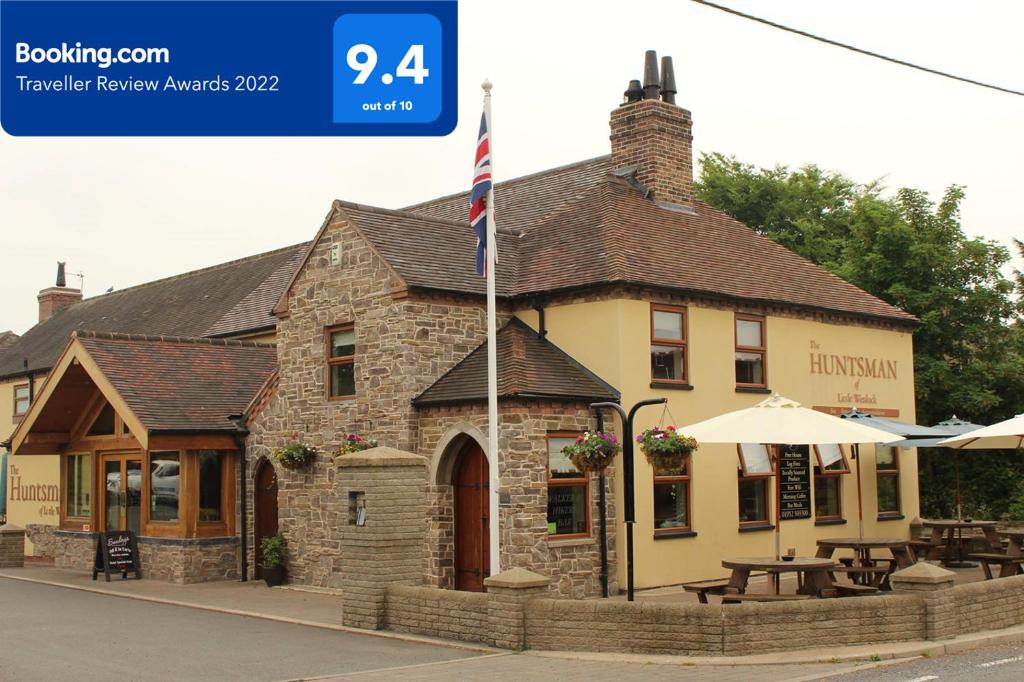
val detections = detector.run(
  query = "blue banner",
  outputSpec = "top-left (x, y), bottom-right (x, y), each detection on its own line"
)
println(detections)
top-left (0, 0), bottom-right (458, 136)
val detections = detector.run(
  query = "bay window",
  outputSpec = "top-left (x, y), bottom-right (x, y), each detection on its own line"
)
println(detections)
top-left (547, 434), bottom-right (589, 538)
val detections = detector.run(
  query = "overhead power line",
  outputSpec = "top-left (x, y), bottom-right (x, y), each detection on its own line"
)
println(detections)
top-left (690, 0), bottom-right (1024, 97)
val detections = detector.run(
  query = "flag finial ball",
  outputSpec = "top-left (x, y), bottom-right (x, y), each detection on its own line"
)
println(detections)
top-left (481, 78), bottom-right (493, 93)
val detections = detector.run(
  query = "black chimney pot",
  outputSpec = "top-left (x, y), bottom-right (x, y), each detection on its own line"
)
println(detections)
top-left (660, 56), bottom-right (677, 104)
top-left (56, 261), bottom-right (67, 288)
top-left (623, 79), bottom-right (643, 104)
top-left (642, 50), bottom-right (661, 100)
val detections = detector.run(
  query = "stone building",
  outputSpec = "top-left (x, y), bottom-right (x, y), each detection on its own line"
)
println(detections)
top-left (5, 52), bottom-right (919, 595)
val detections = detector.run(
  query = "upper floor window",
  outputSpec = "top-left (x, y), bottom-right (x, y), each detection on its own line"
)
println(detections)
top-left (735, 314), bottom-right (767, 388)
top-left (547, 433), bottom-right (589, 538)
top-left (876, 447), bottom-right (901, 516)
top-left (651, 304), bottom-right (688, 384)
top-left (327, 324), bottom-right (355, 399)
top-left (14, 383), bottom-right (30, 417)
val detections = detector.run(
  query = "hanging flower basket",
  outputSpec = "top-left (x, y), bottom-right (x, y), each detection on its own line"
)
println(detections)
top-left (333, 433), bottom-right (379, 456)
top-left (637, 426), bottom-right (698, 470)
top-left (273, 433), bottom-right (317, 470)
top-left (562, 431), bottom-right (621, 473)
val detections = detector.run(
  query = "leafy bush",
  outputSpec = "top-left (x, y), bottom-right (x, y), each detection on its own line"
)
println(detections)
top-left (261, 534), bottom-right (287, 568)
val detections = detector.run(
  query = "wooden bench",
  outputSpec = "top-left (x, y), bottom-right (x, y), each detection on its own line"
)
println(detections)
top-left (682, 578), bottom-right (732, 604)
top-left (833, 583), bottom-right (878, 597)
top-left (721, 593), bottom-right (812, 604)
top-left (829, 565), bottom-right (893, 589)
top-left (968, 553), bottom-right (1024, 580)
top-left (909, 539), bottom-right (943, 561)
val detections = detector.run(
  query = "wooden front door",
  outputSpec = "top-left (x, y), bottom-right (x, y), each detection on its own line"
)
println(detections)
top-left (454, 442), bottom-right (489, 592)
top-left (253, 459), bottom-right (279, 578)
top-left (101, 453), bottom-right (142, 535)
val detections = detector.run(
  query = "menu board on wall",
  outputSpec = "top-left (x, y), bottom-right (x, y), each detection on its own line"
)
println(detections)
top-left (779, 446), bottom-right (811, 520)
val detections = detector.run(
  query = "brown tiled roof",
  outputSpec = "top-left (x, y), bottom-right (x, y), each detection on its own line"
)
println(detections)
top-left (414, 318), bottom-right (619, 406)
top-left (368, 164), bottom-right (916, 326)
top-left (0, 243), bottom-right (306, 380)
top-left (75, 331), bottom-right (277, 433)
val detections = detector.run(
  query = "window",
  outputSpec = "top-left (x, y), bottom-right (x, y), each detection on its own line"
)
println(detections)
top-left (876, 447), bottom-right (901, 515)
top-left (735, 314), bottom-right (766, 387)
top-left (813, 445), bottom-right (848, 521)
top-left (87, 403), bottom-right (115, 436)
top-left (654, 459), bottom-right (691, 533)
top-left (327, 325), bottom-right (355, 399)
top-left (149, 452), bottom-right (180, 522)
top-left (547, 434), bottom-right (589, 537)
top-left (65, 454), bottom-right (91, 518)
top-left (198, 451), bottom-right (223, 522)
top-left (737, 443), bottom-right (772, 525)
top-left (650, 304), bottom-right (688, 384)
top-left (14, 384), bottom-right (30, 417)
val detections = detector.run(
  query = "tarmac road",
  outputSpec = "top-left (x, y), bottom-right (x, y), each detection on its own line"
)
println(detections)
top-left (830, 644), bottom-right (1024, 682)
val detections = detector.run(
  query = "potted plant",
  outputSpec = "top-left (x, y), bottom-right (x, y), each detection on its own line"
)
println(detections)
top-left (637, 425), bottom-right (698, 470)
top-left (333, 433), bottom-right (379, 456)
top-left (562, 431), bottom-right (621, 473)
top-left (260, 534), bottom-right (287, 587)
top-left (273, 433), bottom-right (317, 469)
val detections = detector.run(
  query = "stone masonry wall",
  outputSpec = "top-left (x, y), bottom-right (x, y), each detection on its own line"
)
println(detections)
top-left (137, 538), bottom-right (239, 584)
top-left (418, 401), bottom-right (617, 598)
top-left (951, 574), bottom-right (1024, 634)
top-left (247, 206), bottom-right (510, 587)
top-left (386, 584), bottom-right (489, 643)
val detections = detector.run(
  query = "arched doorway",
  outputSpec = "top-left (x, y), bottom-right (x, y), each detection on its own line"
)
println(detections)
top-left (453, 440), bottom-right (489, 592)
top-left (253, 458), bottom-right (278, 578)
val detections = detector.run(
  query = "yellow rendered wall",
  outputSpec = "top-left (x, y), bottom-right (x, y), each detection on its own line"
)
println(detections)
top-left (518, 299), bottom-right (918, 589)
top-left (1, 374), bottom-right (60, 554)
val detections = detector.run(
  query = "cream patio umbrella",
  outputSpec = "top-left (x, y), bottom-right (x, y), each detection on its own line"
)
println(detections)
top-left (937, 414), bottom-right (1024, 450)
top-left (682, 394), bottom-right (899, 557)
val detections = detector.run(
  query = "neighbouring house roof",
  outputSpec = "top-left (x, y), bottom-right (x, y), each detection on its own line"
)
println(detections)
top-left (414, 318), bottom-right (620, 406)
top-left (0, 243), bottom-right (307, 380)
top-left (331, 159), bottom-right (915, 326)
top-left (74, 331), bottom-right (277, 433)
top-left (0, 331), bottom-right (18, 353)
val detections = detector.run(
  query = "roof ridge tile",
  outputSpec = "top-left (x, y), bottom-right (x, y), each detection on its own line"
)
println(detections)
top-left (74, 330), bottom-right (274, 348)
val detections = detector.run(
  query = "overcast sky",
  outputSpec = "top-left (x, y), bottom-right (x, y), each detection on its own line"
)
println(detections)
top-left (2, 0), bottom-right (1022, 334)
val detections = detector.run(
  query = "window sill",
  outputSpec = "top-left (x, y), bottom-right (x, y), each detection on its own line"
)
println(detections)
top-left (736, 386), bottom-right (772, 394)
top-left (547, 536), bottom-right (594, 548)
top-left (815, 518), bottom-right (847, 526)
top-left (738, 523), bottom-right (775, 533)
top-left (650, 382), bottom-right (694, 391)
top-left (654, 530), bottom-right (697, 540)
top-left (877, 514), bottom-right (905, 522)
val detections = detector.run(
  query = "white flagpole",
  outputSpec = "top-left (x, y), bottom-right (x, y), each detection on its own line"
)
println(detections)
top-left (482, 78), bottom-right (500, 578)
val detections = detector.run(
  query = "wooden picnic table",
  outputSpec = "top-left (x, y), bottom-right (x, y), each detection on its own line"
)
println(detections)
top-left (815, 537), bottom-right (914, 589)
top-left (969, 530), bottom-right (1024, 579)
top-left (922, 519), bottom-right (1000, 567)
top-left (722, 557), bottom-right (837, 598)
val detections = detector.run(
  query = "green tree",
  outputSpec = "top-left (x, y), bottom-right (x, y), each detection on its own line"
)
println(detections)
top-left (696, 153), bottom-right (1024, 517)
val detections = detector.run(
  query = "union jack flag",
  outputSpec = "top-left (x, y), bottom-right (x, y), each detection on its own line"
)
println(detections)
top-left (470, 111), bottom-right (493, 277)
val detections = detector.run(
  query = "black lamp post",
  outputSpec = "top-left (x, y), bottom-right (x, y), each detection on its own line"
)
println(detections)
top-left (591, 398), bottom-right (667, 602)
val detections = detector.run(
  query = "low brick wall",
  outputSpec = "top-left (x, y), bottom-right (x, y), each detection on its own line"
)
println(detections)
top-left (952, 574), bottom-right (1024, 634)
top-left (386, 585), bottom-right (489, 644)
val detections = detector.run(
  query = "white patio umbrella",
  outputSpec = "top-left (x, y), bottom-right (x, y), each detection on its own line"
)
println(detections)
top-left (683, 394), bottom-right (899, 555)
top-left (938, 414), bottom-right (1024, 450)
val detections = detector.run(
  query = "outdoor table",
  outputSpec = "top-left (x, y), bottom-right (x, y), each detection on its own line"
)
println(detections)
top-left (815, 538), bottom-right (914, 589)
top-left (922, 519), bottom-right (1000, 568)
top-left (722, 557), bottom-right (837, 597)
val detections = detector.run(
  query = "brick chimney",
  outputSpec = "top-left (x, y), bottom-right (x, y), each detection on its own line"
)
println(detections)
top-left (38, 261), bottom-right (82, 322)
top-left (609, 51), bottom-right (694, 210)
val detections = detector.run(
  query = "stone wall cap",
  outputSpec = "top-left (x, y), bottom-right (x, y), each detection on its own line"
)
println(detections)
top-left (0, 524), bottom-right (26, 534)
top-left (336, 446), bottom-right (427, 468)
top-left (891, 561), bottom-right (956, 584)
top-left (484, 567), bottom-right (550, 589)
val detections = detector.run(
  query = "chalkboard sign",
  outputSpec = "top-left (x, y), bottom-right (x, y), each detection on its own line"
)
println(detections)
top-left (92, 530), bottom-right (142, 582)
top-left (778, 446), bottom-right (811, 520)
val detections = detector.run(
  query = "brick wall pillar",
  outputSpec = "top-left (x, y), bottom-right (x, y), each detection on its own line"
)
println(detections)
top-left (338, 447), bottom-right (428, 630)
top-left (484, 567), bottom-right (550, 649)
top-left (891, 562), bottom-right (957, 640)
top-left (0, 525), bottom-right (26, 568)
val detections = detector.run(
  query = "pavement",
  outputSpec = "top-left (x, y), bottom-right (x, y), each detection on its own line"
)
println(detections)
top-left (4, 564), bottom-right (1024, 679)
